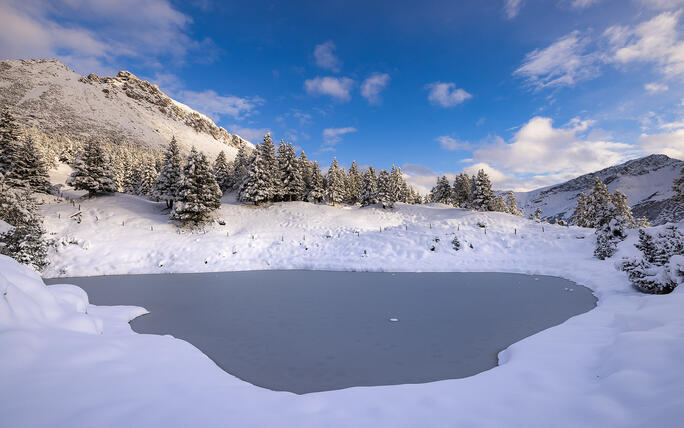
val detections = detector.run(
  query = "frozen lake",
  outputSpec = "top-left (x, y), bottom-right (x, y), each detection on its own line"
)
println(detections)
top-left (45, 271), bottom-right (596, 394)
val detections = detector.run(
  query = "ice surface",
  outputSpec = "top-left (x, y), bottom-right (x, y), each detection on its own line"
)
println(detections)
top-left (46, 271), bottom-right (596, 394)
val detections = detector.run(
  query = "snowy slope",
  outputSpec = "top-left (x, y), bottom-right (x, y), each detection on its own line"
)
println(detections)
top-left (514, 154), bottom-right (683, 225)
top-left (1, 191), bottom-right (682, 426)
top-left (0, 59), bottom-right (252, 158)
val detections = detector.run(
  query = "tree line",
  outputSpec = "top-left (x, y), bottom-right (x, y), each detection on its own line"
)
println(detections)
top-left (428, 171), bottom-right (523, 215)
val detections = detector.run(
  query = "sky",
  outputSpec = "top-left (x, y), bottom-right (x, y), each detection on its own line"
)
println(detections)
top-left (0, 0), bottom-right (683, 192)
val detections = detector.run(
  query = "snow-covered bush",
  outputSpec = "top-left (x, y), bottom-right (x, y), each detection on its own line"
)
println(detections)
top-left (620, 226), bottom-right (684, 294)
top-left (452, 236), bottom-right (461, 251)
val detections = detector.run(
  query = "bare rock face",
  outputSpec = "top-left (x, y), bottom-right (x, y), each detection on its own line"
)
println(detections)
top-left (0, 59), bottom-right (252, 158)
top-left (513, 154), bottom-right (684, 226)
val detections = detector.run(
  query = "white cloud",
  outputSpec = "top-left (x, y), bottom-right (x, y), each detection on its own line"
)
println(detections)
top-left (504, 0), bottom-right (524, 19)
top-left (361, 73), bottom-right (390, 105)
top-left (637, 0), bottom-right (684, 10)
top-left (644, 82), bottom-right (670, 93)
top-left (640, 128), bottom-right (684, 159)
top-left (469, 116), bottom-right (641, 190)
top-left (229, 125), bottom-right (270, 143)
top-left (606, 11), bottom-right (684, 78)
top-left (304, 76), bottom-right (355, 101)
top-left (0, 0), bottom-right (200, 74)
top-left (321, 127), bottom-right (357, 151)
top-left (313, 41), bottom-right (342, 72)
top-left (426, 82), bottom-right (472, 107)
top-left (515, 31), bottom-right (599, 89)
top-left (570, 0), bottom-right (602, 9)
top-left (178, 90), bottom-right (263, 122)
top-left (437, 136), bottom-right (473, 151)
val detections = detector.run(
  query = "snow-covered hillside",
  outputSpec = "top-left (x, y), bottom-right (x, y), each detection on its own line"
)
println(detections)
top-left (0, 59), bottom-right (252, 158)
top-left (514, 154), bottom-right (683, 225)
top-left (2, 188), bottom-right (683, 426)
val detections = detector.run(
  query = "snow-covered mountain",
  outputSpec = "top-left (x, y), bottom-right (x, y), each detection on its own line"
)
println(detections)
top-left (515, 154), bottom-right (684, 225)
top-left (0, 59), bottom-right (252, 158)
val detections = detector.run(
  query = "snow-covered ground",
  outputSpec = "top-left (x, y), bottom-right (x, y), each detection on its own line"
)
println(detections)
top-left (1, 180), bottom-right (684, 426)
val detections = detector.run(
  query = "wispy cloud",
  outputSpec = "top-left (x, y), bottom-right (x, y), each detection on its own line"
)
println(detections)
top-left (361, 73), bottom-right (391, 105)
top-left (503, 0), bottom-right (524, 19)
top-left (436, 136), bottom-right (473, 151)
top-left (321, 127), bottom-right (357, 151)
top-left (515, 31), bottom-right (599, 89)
top-left (425, 82), bottom-right (472, 107)
top-left (644, 82), bottom-right (669, 93)
top-left (228, 125), bottom-right (270, 143)
top-left (178, 90), bottom-right (263, 122)
top-left (304, 76), bottom-right (355, 101)
top-left (313, 41), bottom-right (342, 72)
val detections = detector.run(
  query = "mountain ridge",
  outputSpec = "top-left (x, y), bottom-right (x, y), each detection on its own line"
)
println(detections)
top-left (0, 59), bottom-right (252, 158)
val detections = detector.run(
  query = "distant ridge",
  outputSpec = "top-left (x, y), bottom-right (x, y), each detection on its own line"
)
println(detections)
top-left (514, 154), bottom-right (683, 225)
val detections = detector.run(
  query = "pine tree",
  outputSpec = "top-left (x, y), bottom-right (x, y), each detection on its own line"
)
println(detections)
top-left (587, 177), bottom-right (612, 227)
top-left (611, 190), bottom-right (636, 228)
top-left (490, 194), bottom-right (509, 213)
top-left (453, 173), bottom-right (471, 207)
top-left (572, 193), bottom-right (591, 227)
top-left (67, 140), bottom-right (116, 197)
top-left (278, 142), bottom-right (304, 201)
top-left (213, 151), bottom-right (232, 193)
top-left (360, 166), bottom-right (378, 206)
top-left (471, 169), bottom-right (494, 211)
top-left (299, 151), bottom-right (313, 200)
top-left (430, 176), bottom-right (453, 204)
top-left (239, 136), bottom-right (280, 204)
top-left (0, 175), bottom-right (48, 271)
top-left (325, 158), bottom-right (346, 205)
top-left (377, 169), bottom-right (397, 209)
top-left (306, 161), bottom-right (326, 203)
top-left (621, 226), bottom-right (683, 293)
top-left (230, 143), bottom-right (251, 191)
top-left (0, 109), bottom-right (25, 187)
top-left (505, 192), bottom-right (522, 216)
top-left (345, 161), bottom-right (363, 204)
top-left (171, 147), bottom-right (222, 224)
top-left (137, 159), bottom-right (158, 197)
top-left (15, 135), bottom-right (51, 192)
top-left (390, 165), bottom-right (405, 204)
top-left (153, 137), bottom-right (183, 208)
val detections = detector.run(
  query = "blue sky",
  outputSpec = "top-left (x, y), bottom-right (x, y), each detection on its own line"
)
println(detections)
top-left (1, 0), bottom-right (682, 191)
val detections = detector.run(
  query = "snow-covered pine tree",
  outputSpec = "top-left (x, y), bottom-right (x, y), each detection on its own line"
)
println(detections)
top-left (0, 174), bottom-right (48, 271)
top-left (430, 176), bottom-right (453, 204)
top-left (239, 136), bottom-right (280, 204)
top-left (360, 166), bottom-right (378, 206)
top-left (171, 147), bottom-right (222, 225)
top-left (390, 165), bottom-right (405, 204)
top-left (112, 148), bottom-right (131, 192)
top-left (153, 137), bottom-right (183, 208)
top-left (278, 142), bottom-right (304, 201)
top-left (0, 109), bottom-right (26, 187)
top-left (137, 158), bottom-right (158, 197)
top-left (585, 177), bottom-right (612, 227)
top-left (213, 151), bottom-right (232, 193)
top-left (67, 140), bottom-right (116, 197)
top-left (261, 135), bottom-right (280, 202)
top-left (572, 193), bottom-right (591, 227)
top-left (452, 173), bottom-right (471, 207)
top-left (611, 189), bottom-right (637, 228)
top-left (307, 161), bottom-right (326, 203)
top-left (345, 161), bottom-right (363, 204)
top-left (377, 169), bottom-right (397, 209)
top-left (15, 135), bottom-right (51, 192)
top-left (470, 169), bottom-right (494, 211)
top-left (621, 226), bottom-right (684, 293)
top-left (505, 192), bottom-right (522, 216)
top-left (325, 158), bottom-right (346, 205)
top-left (230, 143), bottom-right (251, 191)
top-left (674, 167), bottom-right (684, 201)
top-left (490, 194), bottom-right (509, 213)
top-left (299, 151), bottom-right (313, 200)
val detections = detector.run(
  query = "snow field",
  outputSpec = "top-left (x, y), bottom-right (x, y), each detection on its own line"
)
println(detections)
top-left (0, 188), bottom-right (682, 427)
